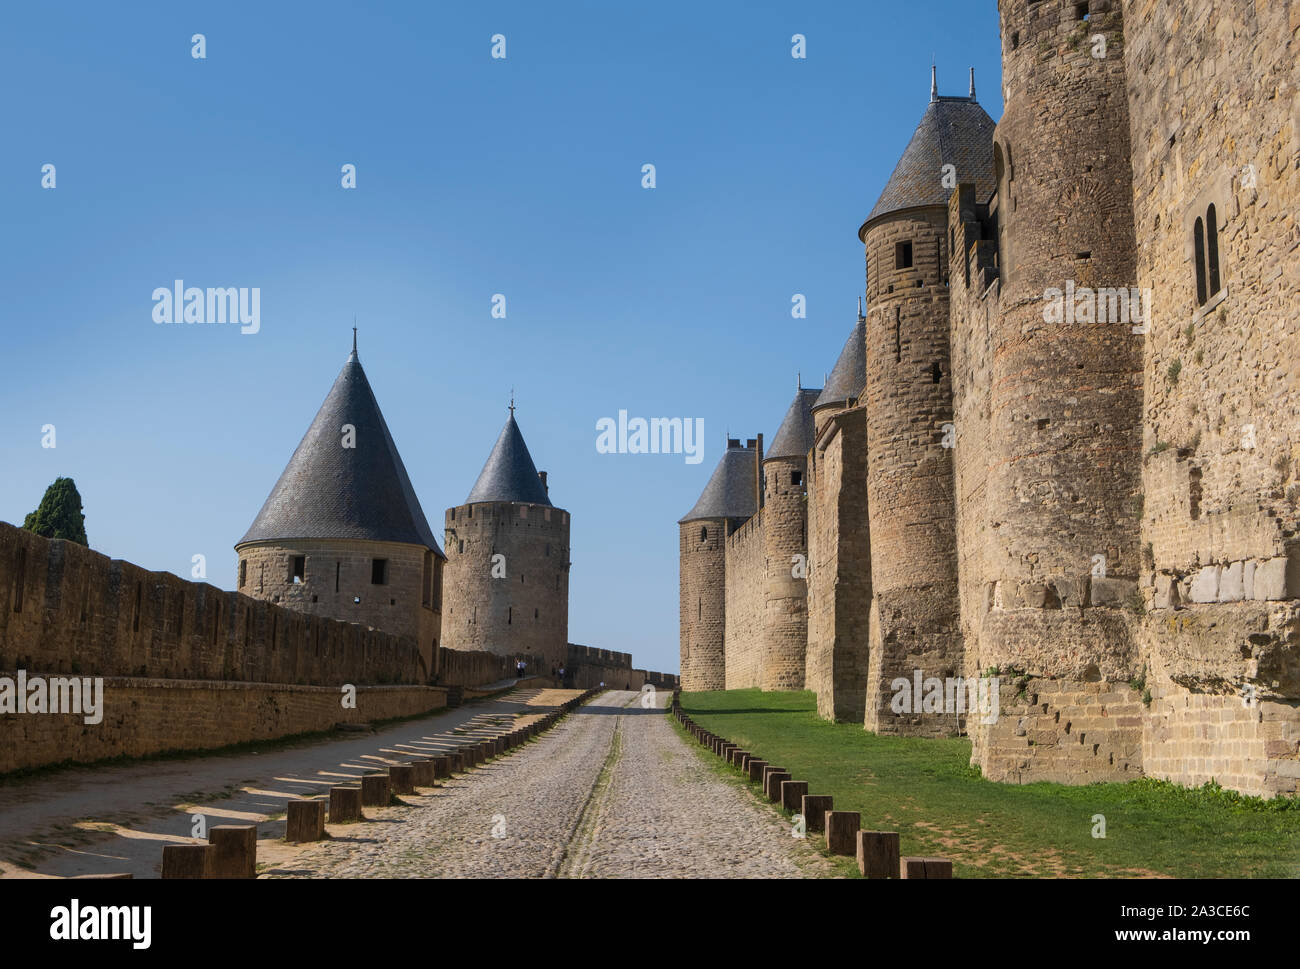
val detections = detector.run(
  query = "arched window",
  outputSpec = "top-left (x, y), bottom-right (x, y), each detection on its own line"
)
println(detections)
top-left (1206, 204), bottom-right (1221, 298)
top-left (1193, 217), bottom-right (1207, 306)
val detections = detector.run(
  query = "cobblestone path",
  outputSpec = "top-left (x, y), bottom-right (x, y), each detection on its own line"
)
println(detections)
top-left (267, 690), bottom-right (833, 878)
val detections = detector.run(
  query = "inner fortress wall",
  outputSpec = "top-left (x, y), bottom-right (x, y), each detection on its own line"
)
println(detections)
top-left (0, 522), bottom-right (428, 686)
top-left (805, 406), bottom-right (871, 722)
top-left (723, 511), bottom-right (765, 689)
top-left (1122, 0), bottom-right (1300, 796)
top-left (442, 501), bottom-right (571, 670)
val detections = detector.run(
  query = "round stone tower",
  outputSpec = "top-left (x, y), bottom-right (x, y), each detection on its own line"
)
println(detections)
top-left (678, 440), bottom-right (757, 691)
top-left (235, 337), bottom-right (445, 678)
top-left (858, 71), bottom-right (995, 735)
top-left (443, 408), bottom-right (570, 672)
top-left (761, 386), bottom-right (821, 691)
top-left (982, 0), bottom-right (1142, 684)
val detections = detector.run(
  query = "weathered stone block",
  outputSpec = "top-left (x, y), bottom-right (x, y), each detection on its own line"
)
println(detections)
top-left (857, 830), bottom-right (900, 878)
top-left (1189, 565), bottom-right (1221, 603)
top-left (1219, 561), bottom-right (1245, 601)
top-left (1090, 577), bottom-right (1135, 607)
top-left (1254, 558), bottom-right (1289, 600)
top-left (286, 799), bottom-right (326, 842)
top-left (208, 824), bottom-right (257, 879)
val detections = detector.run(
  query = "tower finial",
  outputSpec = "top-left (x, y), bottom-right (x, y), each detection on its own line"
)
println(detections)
top-left (797, 371), bottom-right (802, 390)
top-left (858, 295), bottom-right (865, 321)
top-left (969, 67), bottom-right (976, 100)
top-left (931, 61), bottom-right (938, 101)
top-left (509, 388), bottom-right (515, 417)
top-left (352, 319), bottom-right (357, 355)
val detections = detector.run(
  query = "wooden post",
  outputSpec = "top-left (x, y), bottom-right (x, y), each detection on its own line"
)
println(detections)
top-left (857, 831), bottom-right (900, 878)
top-left (286, 800), bottom-right (327, 843)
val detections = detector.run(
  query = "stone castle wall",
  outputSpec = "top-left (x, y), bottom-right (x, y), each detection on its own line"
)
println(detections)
top-left (1, 522), bottom-right (428, 686)
top-left (805, 405), bottom-right (871, 722)
top-left (442, 501), bottom-right (570, 670)
top-left (723, 511), bottom-right (765, 689)
top-left (235, 537), bottom-right (441, 678)
top-left (1, 678), bottom-right (446, 775)
top-left (1121, 0), bottom-right (1300, 797)
top-left (676, 0), bottom-right (1298, 796)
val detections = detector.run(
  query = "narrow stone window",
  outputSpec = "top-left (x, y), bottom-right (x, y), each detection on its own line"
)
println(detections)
top-left (1011, 31), bottom-right (1020, 50)
top-left (534, 608), bottom-right (539, 620)
top-left (1206, 204), bottom-right (1221, 298)
top-left (508, 607), bottom-right (512, 625)
top-left (931, 361), bottom-right (943, 384)
top-left (700, 526), bottom-right (708, 542)
top-left (291, 555), bottom-right (305, 584)
top-left (791, 470), bottom-right (803, 486)
top-left (335, 561), bottom-right (340, 592)
top-left (371, 558), bottom-right (388, 585)
top-left (259, 564), bottom-right (264, 593)
top-left (895, 241), bottom-right (913, 270)
top-left (1193, 217), bottom-right (1208, 306)
top-left (238, 559), bottom-right (247, 589)
top-left (459, 539), bottom-right (464, 553)
top-left (894, 307), bottom-right (903, 363)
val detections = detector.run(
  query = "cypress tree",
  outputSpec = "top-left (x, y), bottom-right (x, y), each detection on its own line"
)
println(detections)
top-left (23, 476), bottom-right (88, 545)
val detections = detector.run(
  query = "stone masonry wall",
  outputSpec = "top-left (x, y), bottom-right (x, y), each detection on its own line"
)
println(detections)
top-left (679, 519), bottom-right (727, 690)
top-left (236, 537), bottom-right (441, 677)
top-left (1, 678), bottom-right (446, 775)
top-left (1121, 0), bottom-right (1300, 794)
top-left (443, 501), bottom-right (571, 670)
top-left (724, 511), bottom-right (765, 689)
top-left (805, 406), bottom-right (871, 722)
top-left (0, 521), bottom-right (427, 686)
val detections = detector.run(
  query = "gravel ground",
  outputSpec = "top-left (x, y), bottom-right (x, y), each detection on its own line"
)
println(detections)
top-left (268, 690), bottom-right (834, 879)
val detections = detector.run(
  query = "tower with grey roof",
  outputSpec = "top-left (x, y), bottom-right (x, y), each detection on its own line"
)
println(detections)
top-left (442, 408), bottom-right (571, 670)
top-left (761, 385), bottom-right (822, 690)
top-left (678, 438), bottom-right (759, 690)
top-left (857, 69), bottom-right (990, 735)
top-left (235, 337), bottom-right (444, 677)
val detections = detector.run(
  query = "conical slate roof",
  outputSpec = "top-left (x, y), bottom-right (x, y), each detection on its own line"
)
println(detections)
top-left (239, 347), bottom-right (443, 555)
top-left (465, 412), bottom-right (553, 506)
top-left (765, 388), bottom-right (822, 461)
top-left (861, 94), bottom-right (996, 233)
top-left (679, 444), bottom-right (757, 524)
top-left (814, 320), bottom-right (867, 410)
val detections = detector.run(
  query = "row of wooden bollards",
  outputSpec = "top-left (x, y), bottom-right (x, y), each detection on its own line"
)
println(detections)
top-left (157, 688), bottom-right (602, 878)
top-left (670, 692), bottom-right (953, 879)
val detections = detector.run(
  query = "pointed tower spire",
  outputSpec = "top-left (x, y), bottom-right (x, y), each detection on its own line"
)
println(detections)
top-left (466, 411), bottom-right (552, 505)
top-left (969, 67), bottom-right (976, 100)
top-left (239, 348), bottom-right (441, 553)
top-left (858, 295), bottom-right (865, 321)
top-left (930, 62), bottom-right (938, 102)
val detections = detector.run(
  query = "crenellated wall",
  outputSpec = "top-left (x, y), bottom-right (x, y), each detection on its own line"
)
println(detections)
top-left (0, 521), bottom-right (427, 686)
top-left (443, 501), bottom-right (570, 670)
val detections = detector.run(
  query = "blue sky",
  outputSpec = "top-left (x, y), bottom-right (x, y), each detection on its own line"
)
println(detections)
top-left (0, 0), bottom-right (1003, 676)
